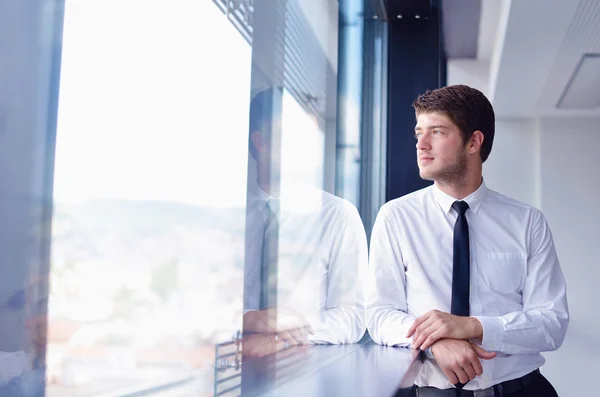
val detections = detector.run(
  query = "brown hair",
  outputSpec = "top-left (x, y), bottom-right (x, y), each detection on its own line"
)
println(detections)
top-left (412, 85), bottom-right (495, 162)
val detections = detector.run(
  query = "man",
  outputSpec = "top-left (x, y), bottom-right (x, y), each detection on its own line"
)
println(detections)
top-left (242, 87), bottom-right (367, 354)
top-left (367, 85), bottom-right (568, 396)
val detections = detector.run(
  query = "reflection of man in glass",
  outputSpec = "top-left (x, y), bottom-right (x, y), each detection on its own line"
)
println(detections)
top-left (242, 87), bottom-right (367, 352)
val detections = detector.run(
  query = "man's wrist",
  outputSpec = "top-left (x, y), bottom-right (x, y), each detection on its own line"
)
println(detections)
top-left (468, 317), bottom-right (484, 341)
top-left (423, 344), bottom-right (435, 359)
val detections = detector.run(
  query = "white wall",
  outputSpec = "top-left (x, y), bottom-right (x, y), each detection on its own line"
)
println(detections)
top-left (481, 115), bottom-right (600, 396)
top-left (447, 59), bottom-right (491, 98)
top-left (536, 117), bottom-right (600, 396)
top-left (483, 118), bottom-right (539, 207)
top-left (449, 59), bottom-right (541, 208)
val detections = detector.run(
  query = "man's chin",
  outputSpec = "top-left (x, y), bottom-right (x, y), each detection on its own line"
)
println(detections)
top-left (419, 169), bottom-right (435, 181)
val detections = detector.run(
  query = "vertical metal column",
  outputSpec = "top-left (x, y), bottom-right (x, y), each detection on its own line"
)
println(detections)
top-left (385, 0), bottom-right (446, 201)
top-left (0, 1), bottom-right (65, 393)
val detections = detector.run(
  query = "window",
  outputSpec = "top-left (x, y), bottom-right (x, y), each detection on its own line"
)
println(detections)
top-left (49, 1), bottom-right (251, 395)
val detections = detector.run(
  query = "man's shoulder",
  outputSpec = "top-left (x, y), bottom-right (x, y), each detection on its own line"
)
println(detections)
top-left (317, 189), bottom-right (358, 212)
top-left (379, 185), bottom-right (433, 215)
top-left (484, 188), bottom-right (542, 215)
top-left (386, 185), bottom-right (432, 205)
top-left (296, 188), bottom-right (361, 222)
top-left (483, 188), bottom-right (551, 231)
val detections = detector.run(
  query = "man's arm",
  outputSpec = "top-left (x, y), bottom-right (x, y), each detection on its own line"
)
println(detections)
top-left (430, 339), bottom-right (496, 385)
top-left (410, 210), bottom-right (569, 354)
top-left (308, 202), bottom-right (368, 344)
top-left (473, 210), bottom-right (569, 354)
top-left (367, 204), bottom-right (417, 346)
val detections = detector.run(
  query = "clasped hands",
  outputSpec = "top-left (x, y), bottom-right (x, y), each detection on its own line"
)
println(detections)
top-left (242, 308), bottom-right (313, 358)
top-left (406, 310), bottom-right (496, 385)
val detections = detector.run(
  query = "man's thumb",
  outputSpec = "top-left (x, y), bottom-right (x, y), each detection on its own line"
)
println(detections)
top-left (472, 344), bottom-right (497, 360)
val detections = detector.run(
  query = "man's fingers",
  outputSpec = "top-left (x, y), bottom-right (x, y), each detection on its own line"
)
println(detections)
top-left (411, 317), bottom-right (437, 345)
top-left (441, 368), bottom-right (458, 385)
top-left (453, 367), bottom-right (469, 385)
top-left (243, 334), bottom-right (278, 358)
top-left (288, 328), bottom-right (309, 345)
top-left (277, 331), bottom-right (299, 347)
top-left (464, 362), bottom-right (477, 381)
top-left (472, 344), bottom-right (497, 360)
top-left (471, 353), bottom-right (483, 375)
top-left (281, 325), bottom-right (313, 346)
top-left (418, 329), bottom-right (443, 351)
top-left (406, 321), bottom-right (419, 337)
top-left (411, 318), bottom-right (439, 348)
top-left (470, 362), bottom-right (482, 379)
top-left (411, 323), bottom-right (432, 349)
top-left (407, 311), bottom-right (438, 337)
top-left (407, 314), bottom-right (429, 337)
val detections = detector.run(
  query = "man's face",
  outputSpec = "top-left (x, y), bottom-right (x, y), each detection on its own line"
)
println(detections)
top-left (414, 111), bottom-right (468, 183)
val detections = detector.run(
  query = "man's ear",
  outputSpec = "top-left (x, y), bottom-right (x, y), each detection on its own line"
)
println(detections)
top-left (469, 130), bottom-right (484, 155)
top-left (251, 130), bottom-right (263, 152)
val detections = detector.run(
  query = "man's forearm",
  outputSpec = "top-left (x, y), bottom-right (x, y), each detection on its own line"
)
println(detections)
top-left (467, 317), bottom-right (483, 341)
top-left (473, 310), bottom-right (568, 354)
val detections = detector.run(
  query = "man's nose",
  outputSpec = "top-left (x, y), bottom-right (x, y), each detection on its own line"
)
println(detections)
top-left (416, 134), bottom-right (431, 151)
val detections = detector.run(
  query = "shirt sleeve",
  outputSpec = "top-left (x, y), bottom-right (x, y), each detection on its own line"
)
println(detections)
top-left (308, 201), bottom-right (368, 344)
top-left (367, 204), bottom-right (416, 347)
top-left (473, 209), bottom-right (569, 354)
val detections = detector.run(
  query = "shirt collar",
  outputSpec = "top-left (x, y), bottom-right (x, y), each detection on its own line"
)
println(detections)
top-left (248, 180), bottom-right (278, 211)
top-left (432, 179), bottom-right (488, 215)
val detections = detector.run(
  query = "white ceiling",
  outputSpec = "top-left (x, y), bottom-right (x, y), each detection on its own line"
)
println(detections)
top-left (491, 0), bottom-right (600, 117)
top-left (442, 0), bottom-right (480, 58)
top-left (477, 0), bottom-right (503, 61)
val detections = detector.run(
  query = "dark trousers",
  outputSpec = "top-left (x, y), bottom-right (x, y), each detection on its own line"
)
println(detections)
top-left (507, 373), bottom-right (558, 397)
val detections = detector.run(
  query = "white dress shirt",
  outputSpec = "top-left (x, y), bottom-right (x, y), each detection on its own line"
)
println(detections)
top-left (367, 181), bottom-right (569, 390)
top-left (244, 181), bottom-right (368, 344)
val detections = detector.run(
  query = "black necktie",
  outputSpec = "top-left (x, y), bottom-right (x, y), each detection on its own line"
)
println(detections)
top-left (451, 200), bottom-right (470, 389)
top-left (259, 200), bottom-right (279, 310)
top-left (451, 201), bottom-right (470, 316)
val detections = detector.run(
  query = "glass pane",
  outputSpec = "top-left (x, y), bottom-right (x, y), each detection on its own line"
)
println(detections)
top-left (49, 1), bottom-right (251, 395)
top-left (44, 0), bottom-right (368, 396)
top-left (281, 89), bottom-right (325, 191)
top-left (2, 0), bottom-right (378, 395)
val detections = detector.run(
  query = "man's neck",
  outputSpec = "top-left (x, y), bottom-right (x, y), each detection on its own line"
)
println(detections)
top-left (257, 173), bottom-right (280, 198)
top-left (434, 175), bottom-right (483, 200)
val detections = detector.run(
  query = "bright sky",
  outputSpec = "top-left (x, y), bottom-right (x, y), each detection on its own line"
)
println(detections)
top-left (54, 0), bottom-right (324, 208)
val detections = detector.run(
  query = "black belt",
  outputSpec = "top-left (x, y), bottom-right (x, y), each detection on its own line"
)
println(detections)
top-left (415, 369), bottom-right (541, 397)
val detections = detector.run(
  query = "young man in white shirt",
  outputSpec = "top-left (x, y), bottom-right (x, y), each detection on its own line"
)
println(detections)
top-left (367, 85), bottom-right (568, 396)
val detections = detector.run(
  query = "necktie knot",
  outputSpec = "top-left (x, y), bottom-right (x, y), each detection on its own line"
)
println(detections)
top-left (452, 200), bottom-right (469, 216)
top-left (266, 198), bottom-right (280, 214)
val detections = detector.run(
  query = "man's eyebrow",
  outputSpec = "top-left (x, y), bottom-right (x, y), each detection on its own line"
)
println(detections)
top-left (414, 125), bottom-right (448, 132)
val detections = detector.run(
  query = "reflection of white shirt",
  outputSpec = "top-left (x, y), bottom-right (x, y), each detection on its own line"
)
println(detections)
top-left (365, 345), bottom-right (419, 396)
top-left (0, 350), bottom-right (29, 384)
top-left (243, 182), bottom-right (368, 344)
top-left (367, 181), bottom-right (568, 389)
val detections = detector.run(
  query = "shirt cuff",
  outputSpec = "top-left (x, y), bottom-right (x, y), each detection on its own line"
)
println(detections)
top-left (423, 347), bottom-right (434, 358)
top-left (472, 316), bottom-right (504, 351)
